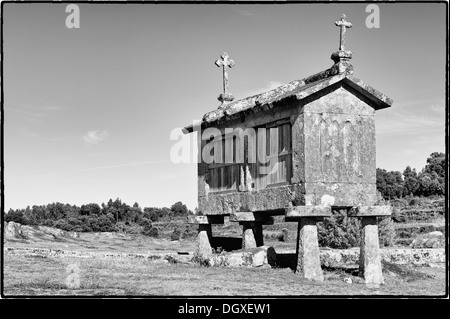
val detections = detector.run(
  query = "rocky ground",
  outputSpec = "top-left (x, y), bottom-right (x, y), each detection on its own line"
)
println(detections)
top-left (2, 221), bottom-right (446, 296)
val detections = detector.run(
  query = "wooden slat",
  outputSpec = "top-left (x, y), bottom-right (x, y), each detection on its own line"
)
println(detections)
top-left (257, 128), bottom-right (267, 190)
top-left (224, 135), bottom-right (233, 164)
top-left (213, 138), bottom-right (223, 164)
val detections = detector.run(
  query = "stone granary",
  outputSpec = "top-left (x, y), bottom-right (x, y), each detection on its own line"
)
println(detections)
top-left (184, 15), bottom-right (393, 286)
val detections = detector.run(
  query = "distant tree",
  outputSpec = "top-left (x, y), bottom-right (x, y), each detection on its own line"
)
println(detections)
top-left (376, 169), bottom-right (404, 199)
top-left (80, 203), bottom-right (101, 216)
top-left (423, 152), bottom-right (445, 179)
top-left (403, 166), bottom-right (419, 196)
top-left (170, 201), bottom-right (188, 216)
top-left (141, 218), bottom-right (158, 237)
top-left (5, 209), bottom-right (26, 224)
top-left (417, 152), bottom-right (446, 196)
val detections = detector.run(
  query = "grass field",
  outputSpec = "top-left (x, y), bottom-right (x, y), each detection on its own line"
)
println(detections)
top-left (3, 199), bottom-right (446, 297)
top-left (3, 236), bottom-right (446, 296)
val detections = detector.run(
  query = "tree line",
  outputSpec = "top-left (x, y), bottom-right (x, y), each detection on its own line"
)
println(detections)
top-left (4, 152), bottom-right (445, 233)
top-left (376, 152), bottom-right (445, 199)
top-left (4, 198), bottom-right (192, 235)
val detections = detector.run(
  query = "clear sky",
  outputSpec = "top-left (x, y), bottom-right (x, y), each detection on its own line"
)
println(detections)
top-left (2, 2), bottom-right (446, 211)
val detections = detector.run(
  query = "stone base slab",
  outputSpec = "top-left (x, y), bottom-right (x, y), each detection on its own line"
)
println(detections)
top-left (285, 205), bottom-right (332, 218)
top-left (348, 205), bottom-right (392, 217)
top-left (188, 215), bottom-right (225, 225)
top-left (230, 212), bottom-right (274, 225)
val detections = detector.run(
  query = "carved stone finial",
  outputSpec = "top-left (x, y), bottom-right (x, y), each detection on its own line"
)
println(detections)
top-left (215, 52), bottom-right (235, 106)
top-left (335, 14), bottom-right (352, 51)
top-left (331, 14), bottom-right (353, 73)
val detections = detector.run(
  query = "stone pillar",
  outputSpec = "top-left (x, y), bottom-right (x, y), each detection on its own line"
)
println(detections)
top-left (359, 216), bottom-right (384, 288)
top-left (242, 222), bottom-right (264, 249)
top-left (295, 217), bottom-right (324, 281)
top-left (197, 224), bottom-right (213, 258)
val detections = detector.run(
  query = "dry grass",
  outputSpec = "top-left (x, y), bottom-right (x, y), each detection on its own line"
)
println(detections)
top-left (3, 251), bottom-right (446, 296)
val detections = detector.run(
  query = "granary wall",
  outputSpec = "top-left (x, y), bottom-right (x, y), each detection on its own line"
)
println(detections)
top-left (302, 85), bottom-right (377, 207)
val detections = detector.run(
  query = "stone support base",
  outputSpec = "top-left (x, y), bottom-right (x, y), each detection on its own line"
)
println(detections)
top-left (347, 206), bottom-right (391, 288)
top-left (295, 217), bottom-right (324, 281)
top-left (197, 224), bottom-right (213, 259)
top-left (359, 216), bottom-right (384, 288)
top-left (188, 215), bottom-right (225, 259)
top-left (242, 222), bottom-right (264, 249)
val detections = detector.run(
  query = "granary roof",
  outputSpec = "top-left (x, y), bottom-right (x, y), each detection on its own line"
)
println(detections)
top-left (183, 15), bottom-right (393, 134)
top-left (183, 66), bottom-right (393, 133)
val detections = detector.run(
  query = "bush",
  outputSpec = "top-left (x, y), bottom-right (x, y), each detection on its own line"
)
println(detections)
top-left (318, 210), bottom-right (361, 249)
top-left (5, 210), bottom-right (27, 225)
top-left (53, 219), bottom-right (74, 232)
top-left (378, 217), bottom-right (395, 247)
top-left (141, 218), bottom-right (159, 237)
top-left (317, 210), bottom-right (395, 249)
top-left (170, 228), bottom-right (181, 241)
top-left (277, 228), bottom-right (289, 242)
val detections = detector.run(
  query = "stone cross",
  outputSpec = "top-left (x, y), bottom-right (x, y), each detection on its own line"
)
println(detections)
top-left (215, 52), bottom-right (235, 96)
top-left (335, 14), bottom-right (352, 51)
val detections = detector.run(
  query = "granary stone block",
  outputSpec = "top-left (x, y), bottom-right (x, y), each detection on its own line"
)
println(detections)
top-left (230, 212), bottom-right (274, 225)
top-left (348, 205), bottom-right (392, 217)
top-left (303, 182), bottom-right (378, 207)
top-left (198, 184), bottom-right (305, 215)
top-left (188, 215), bottom-right (225, 225)
top-left (285, 206), bottom-right (332, 218)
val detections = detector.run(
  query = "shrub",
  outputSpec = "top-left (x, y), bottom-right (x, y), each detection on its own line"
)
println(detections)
top-left (277, 228), bottom-right (289, 242)
top-left (41, 219), bottom-right (55, 227)
top-left (170, 228), bottom-right (181, 241)
top-left (53, 219), bottom-right (74, 232)
top-left (378, 216), bottom-right (396, 247)
top-left (5, 210), bottom-right (27, 225)
top-left (190, 254), bottom-right (210, 267)
top-left (318, 210), bottom-right (396, 248)
top-left (141, 218), bottom-right (159, 237)
top-left (318, 210), bottom-right (361, 249)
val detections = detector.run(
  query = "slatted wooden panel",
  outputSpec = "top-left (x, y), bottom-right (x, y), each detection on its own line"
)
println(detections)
top-left (208, 134), bottom-right (240, 193)
top-left (256, 123), bottom-right (292, 188)
top-left (206, 121), bottom-right (292, 193)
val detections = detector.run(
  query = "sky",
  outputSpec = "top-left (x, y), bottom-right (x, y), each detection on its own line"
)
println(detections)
top-left (1, 2), bottom-right (447, 212)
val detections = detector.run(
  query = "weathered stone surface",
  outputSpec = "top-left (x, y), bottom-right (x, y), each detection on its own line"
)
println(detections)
top-left (303, 86), bottom-right (375, 116)
top-left (359, 217), bottom-right (384, 287)
top-left (184, 72), bottom-right (392, 133)
top-left (285, 205), bottom-right (332, 218)
top-left (215, 52), bottom-right (235, 106)
top-left (303, 88), bottom-right (377, 186)
top-left (229, 212), bottom-right (274, 224)
top-left (242, 222), bottom-right (264, 249)
top-left (4, 221), bottom-right (79, 240)
top-left (348, 205), bottom-right (392, 217)
top-left (296, 218), bottom-right (324, 281)
top-left (208, 246), bottom-right (276, 267)
top-left (196, 224), bottom-right (213, 259)
top-left (5, 222), bottom-right (25, 239)
top-left (188, 215), bottom-right (224, 224)
top-left (198, 184), bottom-right (304, 215)
top-left (411, 231), bottom-right (445, 249)
top-left (303, 182), bottom-right (377, 207)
